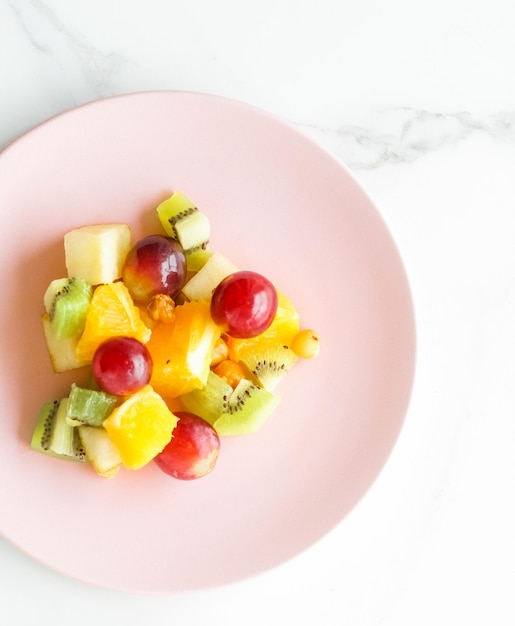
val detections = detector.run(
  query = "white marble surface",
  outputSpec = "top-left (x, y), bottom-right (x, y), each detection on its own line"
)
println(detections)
top-left (2, 1), bottom-right (514, 623)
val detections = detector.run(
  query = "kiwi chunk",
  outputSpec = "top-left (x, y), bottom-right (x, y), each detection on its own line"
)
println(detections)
top-left (31, 399), bottom-right (87, 462)
top-left (156, 191), bottom-right (211, 267)
top-left (239, 344), bottom-right (298, 391)
top-left (66, 383), bottom-right (118, 427)
top-left (213, 379), bottom-right (280, 436)
top-left (181, 371), bottom-right (233, 425)
top-left (184, 244), bottom-right (213, 272)
top-left (44, 277), bottom-right (92, 340)
top-left (174, 211), bottom-right (210, 251)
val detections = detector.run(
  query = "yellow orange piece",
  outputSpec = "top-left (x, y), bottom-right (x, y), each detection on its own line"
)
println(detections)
top-left (226, 291), bottom-right (300, 361)
top-left (210, 337), bottom-right (229, 367)
top-left (75, 281), bottom-right (151, 363)
top-left (103, 385), bottom-right (178, 470)
top-left (146, 300), bottom-right (222, 398)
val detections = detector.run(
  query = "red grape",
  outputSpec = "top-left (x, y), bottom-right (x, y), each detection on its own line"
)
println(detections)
top-left (92, 336), bottom-right (153, 396)
top-left (210, 271), bottom-right (278, 338)
top-left (154, 412), bottom-right (220, 480)
top-left (122, 235), bottom-right (186, 303)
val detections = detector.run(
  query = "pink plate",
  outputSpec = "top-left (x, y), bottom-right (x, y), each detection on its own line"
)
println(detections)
top-left (0, 91), bottom-right (415, 593)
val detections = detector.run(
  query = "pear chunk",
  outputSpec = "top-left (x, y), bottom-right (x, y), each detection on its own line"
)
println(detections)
top-left (78, 426), bottom-right (123, 478)
top-left (181, 252), bottom-right (239, 301)
top-left (64, 223), bottom-right (131, 285)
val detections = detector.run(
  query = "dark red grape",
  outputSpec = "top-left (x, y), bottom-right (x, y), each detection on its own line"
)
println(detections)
top-left (122, 235), bottom-right (186, 303)
top-left (92, 336), bottom-right (153, 396)
top-left (210, 270), bottom-right (278, 338)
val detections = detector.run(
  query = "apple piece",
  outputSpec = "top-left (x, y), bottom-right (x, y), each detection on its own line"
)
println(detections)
top-left (78, 425), bottom-right (123, 478)
top-left (64, 223), bottom-right (132, 285)
top-left (153, 412), bottom-right (220, 480)
top-left (181, 251), bottom-right (239, 301)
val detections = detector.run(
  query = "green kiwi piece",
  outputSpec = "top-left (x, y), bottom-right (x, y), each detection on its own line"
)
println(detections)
top-left (31, 399), bottom-right (87, 462)
top-left (239, 344), bottom-right (298, 391)
top-left (65, 383), bottom-right (118, 427)
top-left (213, 379), bottom-right (280, 436)
top-left (31, 400), bottom-right (59, 454)
top-left (180, 371), bottom-right (234, 425)
top-left (44, 277), bottom-right (92, 341)
top-left (156, 191), bottom-right (211, 268)
top-left (184, 244), bottom-right (213, 272)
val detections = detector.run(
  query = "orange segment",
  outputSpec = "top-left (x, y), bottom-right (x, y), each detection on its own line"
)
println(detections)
top-left (103, 385), bottom-right (178, 469)
top-left (76, 281), bottom-right (151, 363)
top-left (226, 291), bottom-right (300, 361)
top-left (146, 300), bottom-right (222, 398)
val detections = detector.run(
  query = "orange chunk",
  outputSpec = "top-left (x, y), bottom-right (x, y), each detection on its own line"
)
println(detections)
top-left (103, 385), bottom-right (178, 470)
top-left (146, 300), bottom-right (221, 398)
top-left (75, 282), bottom-right (151, 363)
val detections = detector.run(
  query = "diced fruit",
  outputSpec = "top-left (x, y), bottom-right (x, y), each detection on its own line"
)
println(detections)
top-left (102, 385), bottom-right (178, 470)
top-left (92, 336), bottom-right (153, 396)
top-left (156, 191), bottom-right (210, 250)
top-left (238, 344), bottom-right (297, 391)
top-left (210, 337), bottom-right (229, 366)
top-left (146, 300), bottom-right (221, 398)
top-left (174, 211), bottom-right (210, 251)
top-left (35, 192), bottom-right (320, 479)
top-left (156, 191), bottom-right (197, 237)
top-left (75, 281), bottom-right (151, 364)
top-left (64, 223), bottom-right (131, 285)
top-left (43, 277), bottom-right (92, 340)
top-left (213, 359), bottom-right (246, 389)
top-left (154, 412), bottom-right (220, 480)
top-left (31, 399), bottom-right (87, 462)
top-left (66, 383), bottom-right (118, 427)
top-left (180, 371), bottom-right (233, 425)
top-left (225, 291), bottom-right (300, 361)
top-left (291, 329), bottom-right (321, 359)
top-left (78, 426), bottom-right (123, 478)
top-left (212, 379), bottom-right (280, 436)
top-left (184, 245), bottom-right (212, 272)
top-left (42, 313), bottom-right (89, 372)
top-left (181, 251), bottom-right (239, 301)
top-left (210, 271), bottom-right (278, 338)
top-left (122, 235), bottom-right (186, 304)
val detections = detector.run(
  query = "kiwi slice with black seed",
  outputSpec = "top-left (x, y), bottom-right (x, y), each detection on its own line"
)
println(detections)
top-left (31, 399), bottom-right (87, 462)
top-left (239, 344), bottom-right (298, 391)
top-left (156, 191), bottom-right (211, 269)
top-left (43, 276), bottom-right (92, 340)
top-left (213, 379), bottom-right (280, 436)
top-left (180, 371), bottom-right (233, 425)
top-left (65, 383), bottom-right (118, 427)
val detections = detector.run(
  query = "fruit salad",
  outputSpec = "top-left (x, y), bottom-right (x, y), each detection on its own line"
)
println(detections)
top-left (32, 191), bottom-right (320, 480)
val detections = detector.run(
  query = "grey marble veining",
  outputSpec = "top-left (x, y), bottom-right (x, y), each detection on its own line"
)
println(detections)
top-left (300, 108), bottom-right (515, 169)
top-left (6, 0), bottom-right (125, 100)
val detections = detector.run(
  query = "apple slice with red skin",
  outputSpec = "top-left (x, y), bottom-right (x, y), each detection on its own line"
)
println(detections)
top-left (154, 412), bottom-right (220, 480)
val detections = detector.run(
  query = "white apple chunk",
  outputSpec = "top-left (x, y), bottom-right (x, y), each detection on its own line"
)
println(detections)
top-left (181, 251), bottom-right (239, 301)
top-left (64, 223), bottom-right (131, 285)
top-left (78, 426), bottom-right (123, 478)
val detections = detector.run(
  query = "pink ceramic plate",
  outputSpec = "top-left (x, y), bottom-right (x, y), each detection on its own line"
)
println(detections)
top-left (0, 91), bottom-right (415, 593)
